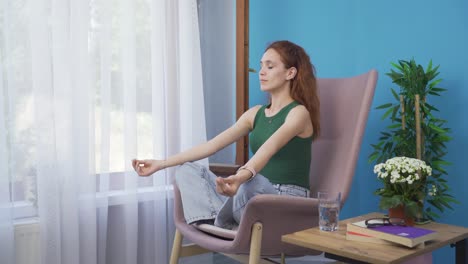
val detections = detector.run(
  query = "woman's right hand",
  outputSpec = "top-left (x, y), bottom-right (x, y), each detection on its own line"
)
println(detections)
top-left (132, 159), bottom-right (164, 176)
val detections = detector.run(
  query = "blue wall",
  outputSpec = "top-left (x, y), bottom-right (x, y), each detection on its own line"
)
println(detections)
top-left (249, 1), bottom-right (468, 262)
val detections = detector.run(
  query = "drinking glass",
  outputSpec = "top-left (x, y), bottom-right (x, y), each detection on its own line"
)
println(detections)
top-left (318, 191), bottom-right (341, 231)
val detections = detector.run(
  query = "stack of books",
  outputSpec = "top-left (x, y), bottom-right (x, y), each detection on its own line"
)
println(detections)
top-left (346, 220), bottom-right (437, 248)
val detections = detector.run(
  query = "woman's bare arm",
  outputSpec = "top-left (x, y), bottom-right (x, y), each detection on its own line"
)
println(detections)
top-left (133, 105), bottom-right (261, 176)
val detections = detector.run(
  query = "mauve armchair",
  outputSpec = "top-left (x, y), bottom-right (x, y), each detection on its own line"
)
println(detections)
top-left (170, 69), bottom-right (378, 264)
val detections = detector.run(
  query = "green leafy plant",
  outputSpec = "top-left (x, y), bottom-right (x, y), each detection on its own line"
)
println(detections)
top-left (369, 59), bottom-right (458, 220)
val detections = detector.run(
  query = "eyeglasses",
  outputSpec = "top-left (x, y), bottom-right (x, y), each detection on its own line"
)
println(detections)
top-left (364, 217), bottom-right (406, 228)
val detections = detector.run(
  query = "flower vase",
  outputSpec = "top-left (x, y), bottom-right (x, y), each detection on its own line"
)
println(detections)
top-left (388, 205), bottom-right (415, 226)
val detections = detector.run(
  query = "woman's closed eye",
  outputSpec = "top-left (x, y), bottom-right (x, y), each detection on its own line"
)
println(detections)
top-left (260, 66), bottom-right (274, 71)
top-left (259, 62), bottom-right (274, 70)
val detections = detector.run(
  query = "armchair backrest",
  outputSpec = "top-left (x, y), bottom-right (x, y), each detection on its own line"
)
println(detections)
top-left (310, 70), bottom-right (378, 204)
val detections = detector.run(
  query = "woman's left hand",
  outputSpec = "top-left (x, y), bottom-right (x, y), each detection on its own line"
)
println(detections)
top-left (216, 175), bottom-right (241, 197)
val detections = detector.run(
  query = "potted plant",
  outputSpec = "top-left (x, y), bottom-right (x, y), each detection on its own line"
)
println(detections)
top-left (369, 59), bottom-right (458, 221)
top-left (373, 156), bottom-right (432, 225)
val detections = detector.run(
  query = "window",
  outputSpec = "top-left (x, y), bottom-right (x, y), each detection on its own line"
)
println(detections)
top-left (2, 0), bottom-right (166, 218)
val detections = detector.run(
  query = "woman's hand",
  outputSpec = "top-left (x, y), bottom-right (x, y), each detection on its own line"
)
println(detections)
top-left (132, 159), bottom-right (164, 176)
top-left (216, 168), bottom-right (254, 196)
top-left (215, 175), bottom-right (242, 197)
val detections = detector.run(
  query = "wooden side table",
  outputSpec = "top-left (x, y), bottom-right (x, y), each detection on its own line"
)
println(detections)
top-left (282, 212), bottom-right (468, 264)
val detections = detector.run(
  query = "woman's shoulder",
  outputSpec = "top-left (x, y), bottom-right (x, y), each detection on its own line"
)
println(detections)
top-left (242, 105), bottom-right (263, 119)
top-left (287, 103), bottom-right (313, 137)
top-left (289, 103), bottom-right (309, 116)
top-left (237, 105), bottom-right (264, 130)
top-left (243, 104), bottom-right (263, 114)
top-left (285, 104), bottom-right (310, 123)
top-left (250, 104), bottom-right (264, 112)
top-left (237, 104), bottom-right (262, 120)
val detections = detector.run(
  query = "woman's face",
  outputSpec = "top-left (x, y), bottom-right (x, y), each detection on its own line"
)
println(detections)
top-left (259, 48), bottom-right (291, 92)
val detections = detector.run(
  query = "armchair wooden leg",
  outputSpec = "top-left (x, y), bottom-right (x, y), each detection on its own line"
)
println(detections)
top-left (249, 222), bottom-right (263, 264)
top-left (281, 253), bottom-right (285, 264)
top-left (170, 229), bottom-right (183, 264)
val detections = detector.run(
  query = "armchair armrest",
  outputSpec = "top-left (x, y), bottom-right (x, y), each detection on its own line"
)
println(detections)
top-left (232, 194), bottom-right (321, 255)
top-left (240, 194), bottom-right (319, 228)
top-left (209, 163), bottom-right (240, 177)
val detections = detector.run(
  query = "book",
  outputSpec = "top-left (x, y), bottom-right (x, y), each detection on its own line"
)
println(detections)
top-left (346, 220), bottom-right (438, 248)
top-left (346, 231), bottom-right (393, 245)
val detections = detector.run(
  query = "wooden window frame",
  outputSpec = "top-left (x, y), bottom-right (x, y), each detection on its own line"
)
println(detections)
top-left (235, 0), bottom-right (249, 165)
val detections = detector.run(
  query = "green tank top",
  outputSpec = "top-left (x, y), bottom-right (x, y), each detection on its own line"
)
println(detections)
top-left (249, 101), bottom-right (312, 189)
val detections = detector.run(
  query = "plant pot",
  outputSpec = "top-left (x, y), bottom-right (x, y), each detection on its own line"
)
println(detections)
top-left (388, 205), bottom-right (415, 226)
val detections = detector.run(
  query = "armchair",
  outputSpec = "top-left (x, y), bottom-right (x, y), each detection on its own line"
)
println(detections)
top-left (170, 69), bottom-right (378, 264)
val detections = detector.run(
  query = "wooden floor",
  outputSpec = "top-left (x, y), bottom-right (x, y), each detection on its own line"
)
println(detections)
top-left (180, 252), bottom-right (336, 264)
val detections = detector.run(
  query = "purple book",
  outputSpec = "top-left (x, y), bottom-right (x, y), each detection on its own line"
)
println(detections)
top-left (371, 225), bottom-right (436, 239)
top-left (347, 220), bottom-right (438, 247)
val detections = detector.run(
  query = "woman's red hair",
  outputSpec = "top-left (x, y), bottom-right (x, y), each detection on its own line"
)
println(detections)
top-left (266, 40), bottom-right (320, 139)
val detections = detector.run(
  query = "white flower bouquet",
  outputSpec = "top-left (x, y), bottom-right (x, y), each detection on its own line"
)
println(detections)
top-left (373, 156), bottom-right (433, 219)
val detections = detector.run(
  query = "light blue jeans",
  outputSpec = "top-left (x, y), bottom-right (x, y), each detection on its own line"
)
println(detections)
top-left (175, 162), bottom-right (309, 229)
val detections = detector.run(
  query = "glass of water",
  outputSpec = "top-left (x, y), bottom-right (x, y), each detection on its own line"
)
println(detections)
top-left (318, 191), bottom-right (341, 231)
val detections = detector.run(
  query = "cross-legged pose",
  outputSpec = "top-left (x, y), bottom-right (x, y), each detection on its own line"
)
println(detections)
top-left (132, 40), bottom-right (320, 229)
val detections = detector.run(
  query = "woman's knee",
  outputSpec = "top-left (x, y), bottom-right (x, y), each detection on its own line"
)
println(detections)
top-left (236, 181), bottom-right (257, 198)
top-left (175, 162), bottom-right (199, 183)
top-left (238, 174), bottom-right (276, 196)
top-left (175, 162), bottom-right (212, 185)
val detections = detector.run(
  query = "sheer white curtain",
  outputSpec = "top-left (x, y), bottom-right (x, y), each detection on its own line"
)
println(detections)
top-left (0, 0), bottom-right (206, 263)
top-left (0, 56), bottom-right (15, 264)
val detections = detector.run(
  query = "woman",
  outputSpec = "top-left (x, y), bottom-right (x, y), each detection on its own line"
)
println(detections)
top-left (132, 40), bottom-right (320, 229)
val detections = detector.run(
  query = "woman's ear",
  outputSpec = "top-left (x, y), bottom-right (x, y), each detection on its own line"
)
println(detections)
top-left (287, 67), bottom-right (297, 80)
